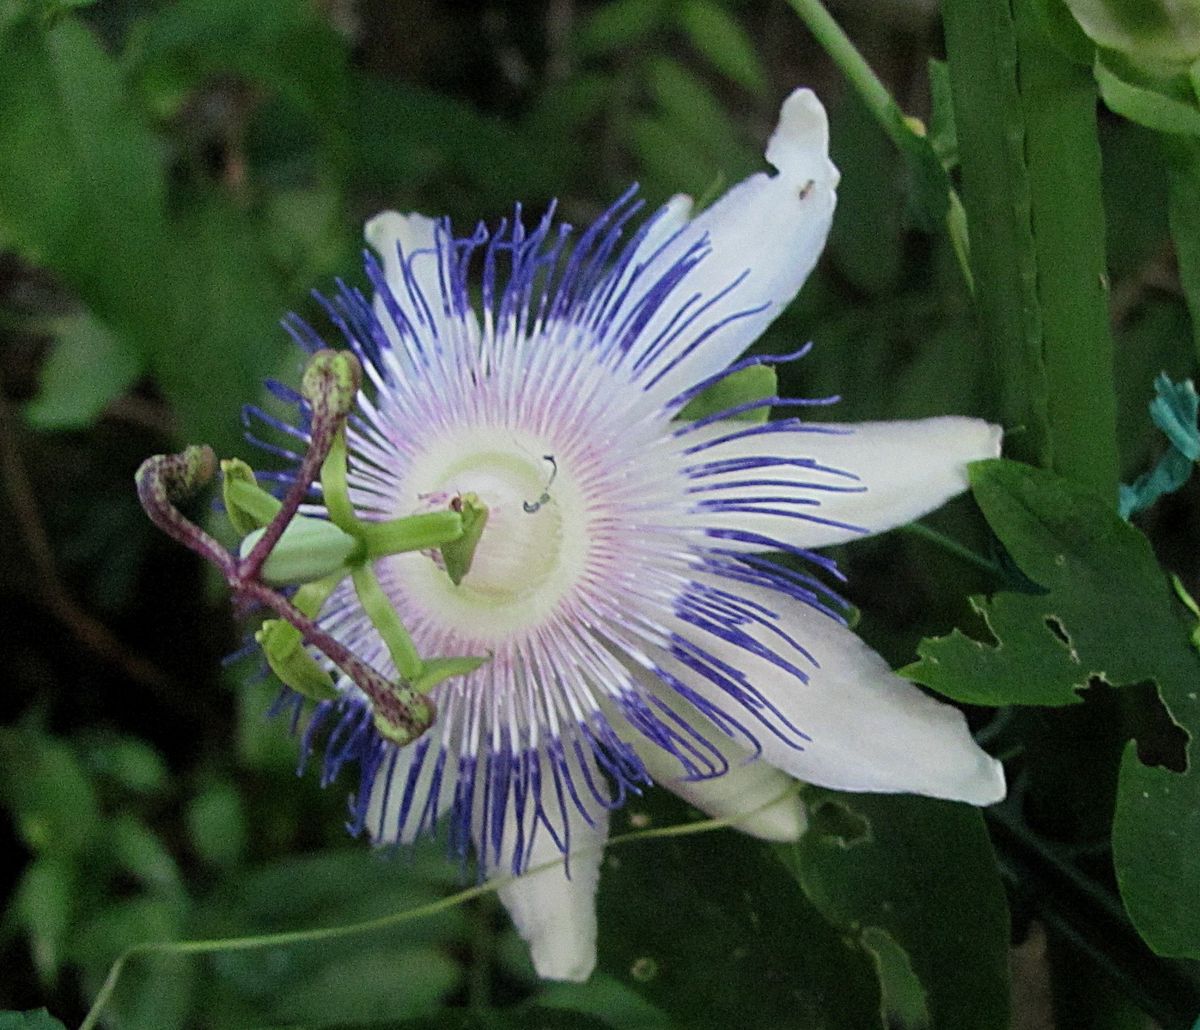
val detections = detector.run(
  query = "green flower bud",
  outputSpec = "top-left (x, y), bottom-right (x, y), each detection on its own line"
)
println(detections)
top-left (301, 349), bottom-right (362, 420)
top-left (221, 459), bottom-right (282, 536)
top-left (370, 687), bottom-right (436, 746)
top-left (240, 515), bottom-right (362, 585)
top-left (1063, 0), bottom-right (1200, 68)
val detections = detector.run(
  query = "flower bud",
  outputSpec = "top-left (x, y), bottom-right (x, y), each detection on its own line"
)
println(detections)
top-left (240, 515), bottom-right (362, 585)
top-left (301, 349), bottom-right (362, 420)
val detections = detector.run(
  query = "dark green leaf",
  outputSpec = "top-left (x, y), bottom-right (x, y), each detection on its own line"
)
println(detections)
top-left (0, 11), bottom-right (171, 345)
top-left (678, 0), bottom-right (767, 95)
top-left (9, 856), bottom-right (78, 983)
top-left (0, 729), bottom-right (100, 856)
top-left (597, 797), bottom-right (883, 1028)
top-left (82, 735), bottom-right (169, 795)
top-left (346, 1008), bottom-right (618, 1030)
top-left (126, 0), bottom-right (353, 176)
top-left (1017, 0), bottom-right (1119, 499)
top-left (153, 199), bottom-right (292, 457)
top-left (110, 815), bottom-right (181, 891)
top-left (537, 973), bottom-right (671, 1028)
top-left (828, 91), bottom-right (905, 294)
top-left (271, 946), bottom-right (460, 1025)
top-left (784, 791), bottom-right (1011, 1030)
top-left (25, 314), bottom-right (142, 431)
top-left (1162, 135), bottom-right (1200, 363)
top-left (905, 460), bottom-right (1200, 708)
top-left (575, 0), bottom-right (667, 55)
top-left (0, 1011), bottom-right (68, 1030)
top-left (1028, 0), bottom-right (1096, 64)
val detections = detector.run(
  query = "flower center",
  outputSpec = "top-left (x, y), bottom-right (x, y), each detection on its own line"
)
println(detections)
top-left (393, 430), bottom-right (593, 643)
top-left (436, 452), bottom-right (563, 603)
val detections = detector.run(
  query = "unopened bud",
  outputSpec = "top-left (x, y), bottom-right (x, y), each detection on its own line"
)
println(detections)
top-left (136, 445), bottom-right (216, 508)
top-left (301, 349), bottom-right (362, 420)
top-left (370, 685), bottom-right (436, 746)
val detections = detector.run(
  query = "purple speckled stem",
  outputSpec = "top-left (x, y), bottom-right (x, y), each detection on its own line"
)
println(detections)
top-left (134, 353), bottom-right (434, 742)
top-left (238, 410), bottom-right (337, 582)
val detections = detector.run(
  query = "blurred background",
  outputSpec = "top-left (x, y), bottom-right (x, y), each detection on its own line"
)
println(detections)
top-left (1, 0), bottom-right (1197, 1026)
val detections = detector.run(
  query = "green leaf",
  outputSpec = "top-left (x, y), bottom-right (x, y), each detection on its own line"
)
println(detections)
top-left (1162, 135), bottom-right (1200, 362)
top-left (271, 946), bottom-right (460, 1025)
top-left (363, 1009), bottom-right (619, 1030)
top-left (677, 364), bottom-right (777, 424)
top-left (644, 57), bottom-right (755, 183)
top-left (82, 735), bottom-right (168, 795)
top-left (905, 459), bottom-right (1200, 708)
top-left (678, 0), bottom-right (768, 94)
top-left (596, 796), bottom-right (883, 1027)
top-left (186, 781), bottom-right (247, 867)
top-left (0, 11), bottom-right (171, 345)
top-left (1017, 0), bottom-right (1119, 500)
top-left (1029, 0), bottom-right (1097, 64)
top-left (575, 0), bottom-right (667, 55)
top-left (110, 815), bottom-right (181, 891)
top-left (153, 199), bottom-right (292, 457)
top-left (0, 1011), bottom-right (68, 1030)
top-left (1095, 52), bottom-right (1200, 134)
top-left (0, 730), bottom-right (100, 856)
top-left (537, 973), bottom-right (671, 1028)
top-left (25, 314), bottom-right (143, 430)
top-left (784, 791), bottom-right (1011, 1030)
top-left (9, 856), bottom-right (78, 984)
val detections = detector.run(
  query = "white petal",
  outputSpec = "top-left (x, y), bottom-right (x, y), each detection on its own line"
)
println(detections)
top-left (680, 416), bottom-right (1002, 550)
top-left (648, 580), bottom-right (1005, 805)
top-left (633, 730), bottom-right (806, 841)
top-left (492, 808), bottom-right (608, 982)
top-left (365, 210), bottom-right (443, 312)
top-left (366, 739), bottom-right (456, 845)
top-left (365, 210), bottom-right (468, 362)
top-left (628, 88), bottom-right (839, 406)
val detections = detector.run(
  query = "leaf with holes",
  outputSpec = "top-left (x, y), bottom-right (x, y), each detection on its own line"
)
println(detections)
top-left (783, 791), bottom-right (1011, 1030)
top-left (903, 459), bottom-right (1198, 707)
top-left (904, 459), bottom-right (1200, 957)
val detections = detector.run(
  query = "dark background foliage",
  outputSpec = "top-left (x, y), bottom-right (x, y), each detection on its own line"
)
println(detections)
top-left (1, 0), bottom-right (1198, 1026)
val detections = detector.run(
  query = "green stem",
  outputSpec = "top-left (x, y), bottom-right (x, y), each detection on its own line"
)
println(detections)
top-left (78, 787), bottom-right (802, 1030)
top-left (1013, 0), bottom-right (1118, 502)
top-left (350, 562), bottom-right (422, 681)
top-left (320, 429), bottom-right (357, 533)
top-left (361, 511), bottom-right (463, 559)
top-left (785, 0), bottom-right (972, 286)
top-left (785, 0), bottom-right (908, 150)
top-left (942, 0), bottom-right (1118, 501)
top-left (942, 0), bottom-right (1048, 469)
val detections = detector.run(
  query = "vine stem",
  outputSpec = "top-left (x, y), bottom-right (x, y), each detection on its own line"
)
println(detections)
top-left (785, 0), bottom-right (905, 149)
top-left (78, 786), bottom-right (801, 1030)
